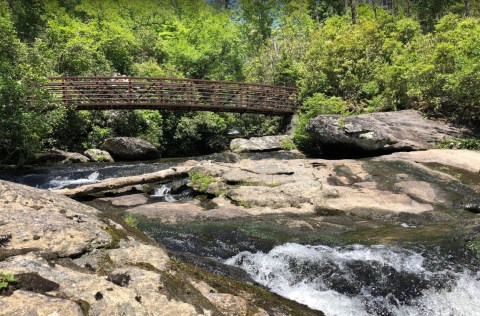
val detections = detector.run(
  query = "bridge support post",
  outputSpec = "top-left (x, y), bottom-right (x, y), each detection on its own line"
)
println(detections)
top-left (281, 114), bottom-right (297, 134)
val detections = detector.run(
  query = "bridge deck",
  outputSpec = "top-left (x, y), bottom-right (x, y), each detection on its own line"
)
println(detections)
top-left (46, 77), bottom-right (299, 115)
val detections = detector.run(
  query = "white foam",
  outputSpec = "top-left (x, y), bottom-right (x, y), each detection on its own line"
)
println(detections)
top-left (48, 171), bottom-right (100, 189)
top-left (151, 184), bottom-right (176, 202)
top-left (225, 243), bottom-right (480, 316)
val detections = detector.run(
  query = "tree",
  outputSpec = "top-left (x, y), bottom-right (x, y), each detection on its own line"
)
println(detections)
top-left (465, 0), bottom-right (470, 16)
top-left (0, 4), bottom-right (51, 165)
top-left (350, 0), bottom-right (358, 24)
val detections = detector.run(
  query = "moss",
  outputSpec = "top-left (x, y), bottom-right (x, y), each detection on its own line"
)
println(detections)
top-left (171, 260), bottom-right (323, 316)
top-left (128, 261), bottom-right (160, 273)
top-left (75, 299), bottom-right (91, 316)
top-left (123, 214), bottom-right (139, 228)
top-left (280, 137), bottom-right (296, 150)
top-left (103, 225), bottom-right (125, 249)
top-left (189, 171), bottom-right (216, 192)
top-left (233, 199), bottom-right (252, 208)
top-left (337, 116), bottom-right (346, 129)
top-left (96, 254), bottom-right (115, 276)
top-left (230, 143), bottom-right (241, 152)
top-left (158, 267), bottom-right (223, 315)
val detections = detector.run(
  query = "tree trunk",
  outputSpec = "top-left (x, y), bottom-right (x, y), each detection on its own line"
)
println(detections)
top-left (391, 0), bottom-right (398, 16)
top-left (54, 166), bottom-right (193, 198)
top-left (372, 0), bottom-right (377, 18)
top-left (465, 0), bottom-right (471, 17)
top-left (406, 0), bottom-right (412, 17)
top-left (350, 0), bottom-right (358, 24)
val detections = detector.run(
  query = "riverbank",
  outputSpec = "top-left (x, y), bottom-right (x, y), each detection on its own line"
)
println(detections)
top-left (0, 148), bottom-right (479, 315)
top-left (0, 179), bottom-right (322, 315)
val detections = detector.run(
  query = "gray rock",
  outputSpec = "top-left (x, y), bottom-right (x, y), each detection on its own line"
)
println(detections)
top-left (84, 148), bottom-right (114, 162)
top-left (34, 149), bottom-right (90, 164)
top-left (102, 137), bottom-right (160, 161)
top-left (306, 110), bottom-right (462, 155)
top-left (230, 135), bottom-right (291, 153)
top-left (0, 180), bottom-right (112, 257)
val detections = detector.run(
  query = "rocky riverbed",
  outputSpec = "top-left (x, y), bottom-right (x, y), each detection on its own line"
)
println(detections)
top-left (0, 145), bottom-right (479, 315)
top-left (0, 179), bottom-right (322, 315)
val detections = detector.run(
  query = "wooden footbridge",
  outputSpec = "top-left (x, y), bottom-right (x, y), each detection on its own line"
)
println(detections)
top-left (45, 77), bottom-right (299, 115)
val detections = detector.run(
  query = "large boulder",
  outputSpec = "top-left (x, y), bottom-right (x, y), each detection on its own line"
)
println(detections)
top-left (33, 149), bottom-right (90, 164)
top-left (0, 180), bottom-right (112, 257)
top-left (305, 110), bottom-right (463, 156)
top-left (102, 137), bottom-right (160, 161)
top-left (84, 148), bottom-right (114, 162)
top-left (230, 135), bottom-right (291, 153)
top-left (0, 179), bottom-right (318, 316)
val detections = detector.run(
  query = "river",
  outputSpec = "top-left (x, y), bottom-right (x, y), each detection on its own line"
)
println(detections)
top-left (1, 156), bottom-right (479, 316)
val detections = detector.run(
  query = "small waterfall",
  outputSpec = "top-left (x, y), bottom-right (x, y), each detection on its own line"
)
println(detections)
top-left (225, 243), bottom-right (480, 316)
top-left (48, 171), bottom-right (101, 189)
top-left (152, 184), bottom-right (176, 202)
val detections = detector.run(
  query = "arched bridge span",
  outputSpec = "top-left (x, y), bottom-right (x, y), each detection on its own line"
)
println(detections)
top-left (46, 77), bottom-right (299, 115)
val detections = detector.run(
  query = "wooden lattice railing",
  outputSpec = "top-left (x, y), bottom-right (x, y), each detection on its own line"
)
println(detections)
top-left (45, 76), bottom-right (299, 115)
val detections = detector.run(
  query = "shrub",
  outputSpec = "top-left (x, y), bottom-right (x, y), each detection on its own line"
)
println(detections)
top-left (189, 171), bottom-right (215, 192)
top-left (292, 93), bottom-right (348, 155)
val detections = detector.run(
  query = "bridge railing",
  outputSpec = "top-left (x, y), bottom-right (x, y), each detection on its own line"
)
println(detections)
top-left (46, 76), bottom-right (299, 115)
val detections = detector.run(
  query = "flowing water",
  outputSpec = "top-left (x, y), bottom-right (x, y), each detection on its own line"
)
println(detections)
top-left (226, 243), bottom-right (479, 316)
top-left (1, 156), bottom-right (479, 316)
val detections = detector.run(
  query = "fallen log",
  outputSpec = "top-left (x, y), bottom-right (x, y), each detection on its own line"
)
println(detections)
top-left (54, 165), bottom-right (193, 198)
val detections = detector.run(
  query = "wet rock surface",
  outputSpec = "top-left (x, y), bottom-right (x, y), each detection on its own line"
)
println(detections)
top-left (306, 110), bottom-right (463, 156)
top-left (0, 179), bottom-right (321, 315)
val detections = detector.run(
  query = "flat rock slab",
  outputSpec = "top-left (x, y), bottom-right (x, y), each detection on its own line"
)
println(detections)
top-left (230, 135), bottom-right (290, 153)
top-left (98, 193), bottom-right (149, 207)
top-left (0, 290), bottom-right (83, 316)
top-left (191, 149), bottom-right (480, 219)
top-left (380, 149), bottom-right (480, 174)
top-left (394, 181), bottom-right (447, 204)
top-left (0, 180), bottom-right (112, 257)
top-left (306, 110), bottom-right (463, 155)
top-left (126, 202), bottom-right (248, 222)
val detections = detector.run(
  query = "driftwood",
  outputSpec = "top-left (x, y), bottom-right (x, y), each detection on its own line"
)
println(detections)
top-left (54, 166), bottom-right (192, 198)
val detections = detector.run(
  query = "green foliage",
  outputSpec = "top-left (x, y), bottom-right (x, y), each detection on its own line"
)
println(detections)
top-left (391, 15), bottom-right (480, 124)
top-left (435, 138), bottom-right (480, 150)
top-left (292, 93), bottom-right (348, 155)
top-left (301, 12), bottom-right (421, 112)
top-left (280, 137), bottom-right (296, 150)
top-left (0, 272), bottom-right (16, 290)
top-left (1, 0), bottom-right (480, 162)
top-left (168, 112), bottom-right (227, 156)
top-left (0, 5), bottom-right (52, 165)
top-left (189, 171), bottom-right (215, 192)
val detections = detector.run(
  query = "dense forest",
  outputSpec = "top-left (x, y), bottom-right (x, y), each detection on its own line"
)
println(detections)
top-left (0, 0), bottom-right (479, 164)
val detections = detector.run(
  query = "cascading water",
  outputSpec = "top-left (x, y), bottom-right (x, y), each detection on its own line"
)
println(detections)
top-left (225, 243), bottom-right (480, 316)
top-left (48, 171), bottom-right (101, 189)
top-left (151, 184), bottom-right (177, 202)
